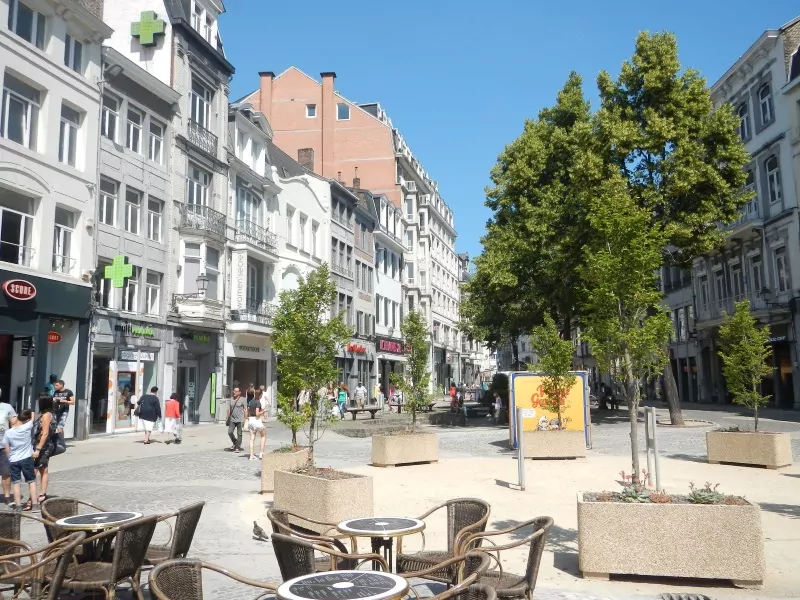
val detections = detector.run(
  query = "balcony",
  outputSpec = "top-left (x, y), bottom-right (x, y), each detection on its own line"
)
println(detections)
top-left (724, 198), bottom-right (762, 234)
top-left (171, 293), bottom-right (224, 325)
top-left (378, 224), bottom-right (402, 246)
top-left (696, 292), bottom-right (769, 325)
top-left (331, 261), bottom-right (353, 279)
top-left (187, 120), bottom-right (218, 156)
top-left (52, 254), bottom-right (76, 275)
top-left (419, 194), bottom-right (430, 206)
top-left (401, 179), bottom-right (417, 193)
top-left (235, 220), bottom-right (278, 255)
top-left (180, 203), bottom-right (226, 239)
top-left (331, 212), bottom-right (353, 231)
top-left (229, 300), bottom-right (276, 330)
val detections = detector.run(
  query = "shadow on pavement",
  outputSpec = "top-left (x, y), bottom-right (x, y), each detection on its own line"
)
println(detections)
top-left (783, 473), bottom-right (800, 479)
top-left (663, 453), bottom-right (708, 464)
top-left (758, 502), bottom-right (800, 519)
top-left (640, 400), bottom-right (800, 424)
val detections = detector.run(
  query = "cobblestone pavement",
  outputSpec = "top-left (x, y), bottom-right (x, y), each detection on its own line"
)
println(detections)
top-left (33, 405), bottom-right (800, 600)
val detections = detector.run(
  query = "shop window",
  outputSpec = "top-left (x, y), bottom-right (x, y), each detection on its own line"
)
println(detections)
top-left (145, 271), bottom-right (161, 315)
top-left (53, 206), bottom-right (75, 275)
top-left (123, 266), bottom-right (139, 312)
top-left (0, 189), bottom-right (34, 266)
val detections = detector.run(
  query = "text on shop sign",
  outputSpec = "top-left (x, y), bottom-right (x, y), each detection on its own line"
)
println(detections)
top-left (238, 345), bottom-right (263, 353)
top-left (378, 339), bottom-right (404, 354)
top-left (2, 280), bottom-right (36, 301)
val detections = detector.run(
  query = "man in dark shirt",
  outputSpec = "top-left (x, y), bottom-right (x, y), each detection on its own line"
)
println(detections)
top-left (52, 380), bottom-right (74, 434)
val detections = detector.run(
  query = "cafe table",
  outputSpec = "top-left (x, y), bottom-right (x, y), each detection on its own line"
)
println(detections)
top-left (337, 517), bottom-right (425, 573)
top-left (277, 570), bottom-right (409, 600)
top-left (54, 511), bottom-right (142, 561)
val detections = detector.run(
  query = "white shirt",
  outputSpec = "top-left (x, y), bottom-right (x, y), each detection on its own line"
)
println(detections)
top-left (355, 385), bottom-right (367, 400)
top-left (0, 404), bottom-right (16, 446)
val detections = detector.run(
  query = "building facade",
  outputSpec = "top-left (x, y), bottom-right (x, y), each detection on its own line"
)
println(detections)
top-left (0, 0), bottom-right (111, 437)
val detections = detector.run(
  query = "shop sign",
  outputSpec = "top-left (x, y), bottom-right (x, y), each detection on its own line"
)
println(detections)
top-left (378, 338), bottom-right (404, 355)
top-left (182, 332), bottom-right (211, 343)
top-left (769, 335), bottom-right (787, 344)
top-left (238, 345), bottom-right (263, 354)
top-left (47, 331), bottom-right (62, 344)
top-left (347, 343), bottom-right (367, 354)
top-left (2, 279), bottom-right (36, 301)
top-left (114, 321), bottom-right (158, 338)
top-left (119, 350), bottom-right (155, 361)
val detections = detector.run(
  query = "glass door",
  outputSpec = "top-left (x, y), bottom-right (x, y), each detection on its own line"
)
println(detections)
top-left (178, 364), bottom-right (198, 424)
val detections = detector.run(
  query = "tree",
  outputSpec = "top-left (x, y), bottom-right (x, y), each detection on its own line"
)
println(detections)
top-left (390, 310), bottom-right (431, 430)
top-left (530, 314), bottom-right (576, 427)
top-left (272, 264), bottom-right (350, 465)
top-left (718, 300), bottom-right (772, 431)
top-left (595, 31), bottom-right (751, 424)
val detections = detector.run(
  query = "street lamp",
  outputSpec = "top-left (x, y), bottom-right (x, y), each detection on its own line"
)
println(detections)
top-left (196, 273), bottom-right (209, 297)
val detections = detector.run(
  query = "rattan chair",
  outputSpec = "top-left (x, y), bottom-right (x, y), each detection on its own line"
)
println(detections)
top-left (267, 508), bottom-right (354, 554)
top-left (41, 497), bottom-right (107, 542)
top-left (0, 531), bottom-right (86, 599)
top-left (397, 498), bottom-right (490, 583)
top-left (404, 551), bottom-right (491, 597)
top-left (148, 558), bottom-right (276, 600)
top-left (461, 517), bottom-right (553, 600)
top-left (271, 532), bottom-right (389, 581)
top-left (47, 514), bottom-right (158, 600)
top-left (144, 501), bottom-right (205, 567)
top-left (0, 512), bottom-right (52, 555)
top-left (429, 583), bottom-right (497, 600)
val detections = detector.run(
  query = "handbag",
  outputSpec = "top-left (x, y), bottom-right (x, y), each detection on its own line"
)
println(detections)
top-left (51, 432), bottom-right (66, 456)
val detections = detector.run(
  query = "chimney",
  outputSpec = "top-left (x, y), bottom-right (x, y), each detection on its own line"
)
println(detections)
top-left (337, 171), bottom-right (343, 184)
top-left (258, 71), bottom-right (274, 120)
top-left (320, 72), bottom-right (336, 178)
top-left (353, 167), bottom-right (360, 192)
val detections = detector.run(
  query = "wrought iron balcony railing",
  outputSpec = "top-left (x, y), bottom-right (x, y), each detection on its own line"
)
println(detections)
top-left (180, 203), bottom-right (226, 237)
top-left (52, 254), bottom-right (76, 275)
top-left (187, 120), bottom-right (218, 155)
top-left (230, 300), bottom-right (276, 326)
top-left (235, 219), bottom-right (278, 251)
top-left (331, 261), bottom-right (353, 279)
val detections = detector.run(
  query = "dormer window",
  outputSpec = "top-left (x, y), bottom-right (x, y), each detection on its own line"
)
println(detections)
top-left (191, 1), bottom-right (215, 44)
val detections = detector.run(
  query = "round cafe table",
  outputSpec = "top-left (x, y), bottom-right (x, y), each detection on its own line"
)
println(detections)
top-left (337, 517), bottom-right (425, 573)
top-left (54, 511), bottom-right (142, 562)
top-left (277, 570), bottom-right (408, 600)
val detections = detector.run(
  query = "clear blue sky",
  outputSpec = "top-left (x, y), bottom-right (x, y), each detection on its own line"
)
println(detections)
top-left (223, 0), bottom-right (799, 260)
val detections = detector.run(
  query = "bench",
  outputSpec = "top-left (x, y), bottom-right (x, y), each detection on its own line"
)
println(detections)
top-left (346, 400), bottom-right (380, 420)
top-left (387, 401), bottom-right (436, 414)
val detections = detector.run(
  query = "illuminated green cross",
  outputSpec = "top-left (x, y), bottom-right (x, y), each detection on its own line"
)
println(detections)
top-left (131, 11), bottom-right (166, 46)
top-left (105, 256), bottom-right (133, 289)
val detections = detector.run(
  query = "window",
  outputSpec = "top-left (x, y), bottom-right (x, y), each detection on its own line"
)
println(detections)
top-left (420, 270), bottom-right (427, 287)
top-left (206, 247), bottom-right (220, 300)
top-left (236, 128), bottom-right (246, 158)
top-left (376, 294), bottom-right (381, 322)
top-left (145, 271), bottom-right (161, 315)
top-left (744, 170), bottom-right (757, 211)
top-left (737, 102), bottom-right (750, 140)
top-left (99, 178), bottom-right (117, 226)
top-left (715, 272), bottom-right (725, 304)
top-left (187, 164), bottom-right (210, 205)
top-left (1, 73), bottom-right (39, 149)
top-left (126, 108), bottom-right (142, 153)
top-left (148, 120), bottom-right (164, 164)
top-left (147, 199), bottom-right (162, 242)
top-left (384, 298), bottom-right (390, 326)
top-left (405, 198), bottom-right (413, 219)
top-left (731, 265), bottom-right (743, 298)
top-left (758, 84), bottom-right (774, 124)
top-left (7, 0), bottom-right (45, 49)
top-left (58, 104), bottom-right (80, 167)
top-left (124, 189), bottom-right (141, 235)
top-left (95, 259), bottom-right (112, 308)
top-left (750, 256), bottom-right (763, 293)
top-left (306, 104), bottom-right (316, 118)
top-left (52, 206), bottom-right (74, 274)
top-left (183, 242), bottom-right (201, 293)
top-left (204, 14), bottom-right (213, 43)
top-left (247, 263), bottom-right (258, 303)
top-left (337, 103), bottom-right (350, 120)
top-left (191, 2), bottom-right (203, 30)
top-left (311, 222), bottom-right (319, 257)
top-left (286, 207), bottom-right (294, 246)
top-left (406, 261), bottom-right (414, 284)
top-left (123, 266), bottom-right (139, 312)
top-left (775, 247), bottom-right (789, 293)
top-left (190, 78), bottom-right (212, 129)
top-left (406, 229), bottom-right (414, 251)
top-left (63, 34), bottom-right (82, 73)
top-left (101, 95), bottom-right (118, 141)
top-left (236, 185), bottom-right (262, 225)
top-left (299, 216), bottom-right (307, 251)
top-left (251, 142), bottom-right (260, 170)
top-left (766, 156), bottom-right (782, 204)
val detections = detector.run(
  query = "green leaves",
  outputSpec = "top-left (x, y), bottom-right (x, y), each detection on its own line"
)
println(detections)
top-left (390, 310), bottom-right (432, 430)
top-left (530, 314), bottom-right (575, 423)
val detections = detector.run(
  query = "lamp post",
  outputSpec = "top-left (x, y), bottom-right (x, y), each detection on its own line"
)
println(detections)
top-left (196, 273), bottom-right (209, 299)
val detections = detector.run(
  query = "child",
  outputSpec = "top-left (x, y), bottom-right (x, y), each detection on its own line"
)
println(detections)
top-left (164, 393), bottom-right (182, 445)
top-left (3, 410), bottom-right (37, 511)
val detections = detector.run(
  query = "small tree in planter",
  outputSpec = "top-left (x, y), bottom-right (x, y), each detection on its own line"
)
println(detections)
top-left (390, 310), bottom-right (432, 431)
top-left (718, 299), bottom-right (772, 431)
top-left (530, 314), bottom-right (575, 427)
top-left (276, 391), bottom-right (307, 447)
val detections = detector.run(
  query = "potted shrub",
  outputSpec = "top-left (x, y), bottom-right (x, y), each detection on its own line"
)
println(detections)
top-left (522, 315), bottom-right (586, 458)
top-left (270, 265), bottom-right (373, 530)
top-left (371, 310), bottom-right (439, 467)
top-left (578, 475), bottom-right (764, 587)
top-left (707, 300), bottom-right (792, 468)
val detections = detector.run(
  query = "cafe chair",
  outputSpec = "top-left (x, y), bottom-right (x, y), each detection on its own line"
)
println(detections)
top-left (47, 514), bottom-right (158, 600)
top-left (404, 552), bottom-right (490, 596)
top-left (460, 517), bottom-right (553, 600)
top-left (149, 558), bottom-right (277, 600)
top-left (420, 583), bottom-right (497, 600)
top-left (41, 497), bottom-right (108, 542)
top-left (144, 501), bottom-right (205, 567)
top-left (271, 532), bottom-right (390, 580)
top-left (0, 531), bottom-right (85, 600)
top-left (397, 498), bottom-right (490, 583)
top-left (0, 512), bottom-right (53, 555)
top-left (267, 508), bottom-right (354, 553)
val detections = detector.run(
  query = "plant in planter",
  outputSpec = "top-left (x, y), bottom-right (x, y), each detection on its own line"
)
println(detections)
top-left (530, 314), bottom-right (575, 428)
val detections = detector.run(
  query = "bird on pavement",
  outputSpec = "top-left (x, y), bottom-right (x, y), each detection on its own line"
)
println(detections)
top-left (253, 520), bottom-right (269, 542)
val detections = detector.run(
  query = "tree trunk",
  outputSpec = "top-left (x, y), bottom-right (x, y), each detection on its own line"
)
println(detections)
top-left (511, 335), bottom-right (519, 369)
top-left (624, 351), bottom-right (641, 483)
top-left (291, 428), bottom-right (297, 447)
top-left (663, 355), bottom-right (685, 425)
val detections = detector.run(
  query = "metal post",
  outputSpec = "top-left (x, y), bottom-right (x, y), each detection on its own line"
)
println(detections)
top-left (652, 409), bottom-right (662, 491)
top-left (644, 407), bottom-right (654, 487)
top-left (516, 407), bottom-right (526, 491)
top-left (644, 407), bottom-right (662, 490)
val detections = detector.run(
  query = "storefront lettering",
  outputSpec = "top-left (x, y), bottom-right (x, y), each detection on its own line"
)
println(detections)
top-left (181, 332), bottom-right (211, 343)
top-left (47, 331), bottom-right (62, 344)
top-left (238, 345), bottom-right (263, 353)
top-left (347, 343), bottom-right (367, 354)
top-left (114, 321), bottom-right (157, 338)
top-left (378, 339), bottom-right (404, 354)
top-left (769, 336), bottom-right (787, 343)
top-left (2, 279), bottom-right (36, 300)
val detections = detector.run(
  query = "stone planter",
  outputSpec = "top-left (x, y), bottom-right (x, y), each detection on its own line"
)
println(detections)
top-left (520, 430), bottom-right (586, 459)
top-left (274, 469), bottom-right (373, 534)
top-left (707, 430), bottom-right (793, 469)
top-left (260, 447), bottom-right (310, 493)
top-left (371, 432), bottom-right (439, 467)
top-left (577, 493), bottom-right (764, 586)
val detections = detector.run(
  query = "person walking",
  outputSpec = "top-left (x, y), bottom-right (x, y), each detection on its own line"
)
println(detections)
top-left (52, 380), bottom-right (75, 434)
top-left (135, 387), bottom-right (161, 444)
top-left (226, 387), bottom-right (246, 452)
top-left (336, 384), bottom-right (348, 419)
top-left (44, 374), bottom-right (57, 397)
top-left (3, 409), bottom-right (37, 512)
top-left (164, 393), bottom-right (182, 444)
top-left (247, 390), bottom-right (266, 460)
top-left (32, 394), bottom-right (56, 506)
top-left (0, 393), bottom-right (17, 504)
top-left (354, 382), bottom-right (367, 409)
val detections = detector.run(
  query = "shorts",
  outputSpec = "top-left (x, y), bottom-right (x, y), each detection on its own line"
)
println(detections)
top-left (141, 419), bottom-right (155, 432)
top-left (34, 444), bottom-right (54, 469)
top-left (0, 452), bottom-right (8, 478)
top-left (10, 457), bottom-right (35, 484)
top-left (164, 417), bottom-right (181, 436)
top-left (248, 416), bottom-right (264, 430)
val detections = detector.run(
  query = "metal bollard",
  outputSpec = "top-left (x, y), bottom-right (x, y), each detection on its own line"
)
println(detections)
top-left (517, 407), bottom-right (526, 491)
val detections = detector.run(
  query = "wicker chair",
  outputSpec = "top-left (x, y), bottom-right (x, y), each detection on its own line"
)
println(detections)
top-left (423, 583), bottom-right (497, 600)
top-left (271, 532), bottom-right (389, 581)
top-left (41, 497), bottom-right (107, 542)
top-left (397, 498), bottom-right (490, 583)
top-left (47, 514), bottom-right (158, 600)
top-left (0, 512), bottom-right (52, 555)
top-left (149, 559), bottom-right (276, 600)
top-left (404, 551), bottom-right (491, 597)
top-left (0, 531), bottom-right (86, 599)
top-left (267, 508), bottom-right (354, 556)
top-left (144, 501), bottom-right (205, 567)
top-left (461, 517), bottom-right (553, 599)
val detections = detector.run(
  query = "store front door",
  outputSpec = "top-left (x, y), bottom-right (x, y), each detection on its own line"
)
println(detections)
top-left (178, 363), bottom-right (198, 425)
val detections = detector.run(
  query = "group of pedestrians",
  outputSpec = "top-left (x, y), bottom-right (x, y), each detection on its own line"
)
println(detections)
top-left (225, 384), bottom-right (268, 460)
top-left (132, 388), bottom-right (185, 445)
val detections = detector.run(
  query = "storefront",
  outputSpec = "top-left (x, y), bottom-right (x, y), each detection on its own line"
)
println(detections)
top-left (0, 270), bottom-right (90, 439)
top-left (335, 339), bottom-right (377, 394)
top-left (89, 316), bottom-right (171, 434)
top-left (224, 333), bottom-right (272, 395)
top-left (433, 346), bottom-right (452, 394)
top-left (176, 328), bottom-right (222, 424)
top-left (376, 337), bottom-right (405, 400)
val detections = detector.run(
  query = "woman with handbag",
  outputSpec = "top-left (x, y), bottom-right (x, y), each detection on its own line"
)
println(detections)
top-left (30, 393), bottom-right (58, 508)
top-left (136, 387), bottom-right (162, 445)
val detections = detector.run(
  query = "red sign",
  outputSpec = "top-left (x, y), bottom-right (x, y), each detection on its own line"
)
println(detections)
top-left (47, 331), bottom-right (62, 344)
top-left (347, 343), bottom-right (367, 354)
top-left (2, 279), bottom-right (36, 301)
top-left (378, 338), bottom-right (404, 354)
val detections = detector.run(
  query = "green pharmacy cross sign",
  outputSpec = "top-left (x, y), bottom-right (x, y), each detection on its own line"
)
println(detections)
top-left (131, 11), bottom-right (166, 47)
top-left (105, 256), bottom-right (133, 289)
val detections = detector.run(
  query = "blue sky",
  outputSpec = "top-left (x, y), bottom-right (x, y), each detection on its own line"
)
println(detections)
top-left (224, 0), bottom-right (799, 260)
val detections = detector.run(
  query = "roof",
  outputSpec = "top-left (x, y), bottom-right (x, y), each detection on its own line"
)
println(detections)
top-left (266, 140), bottom-right (306, 178)
top-left (163, 0), bottom-right (234, 75)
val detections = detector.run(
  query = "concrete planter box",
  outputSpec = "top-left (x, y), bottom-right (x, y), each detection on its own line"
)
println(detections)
top-left (577, 493), bottom-right (764, 586)
top-left (520, 430), bottom-right (586, 459)
top-left (260, 447), bottom-right (310, 493)
top-left (707, 430), bottom-right (793, 469)
top-left (371, 432), bottom-right (439, 467)
top-left (274, 469), bottom-right (373, 534)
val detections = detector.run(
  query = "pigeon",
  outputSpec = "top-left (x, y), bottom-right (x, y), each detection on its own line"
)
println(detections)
top-left (253, 520), bottom-right (269, 542)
